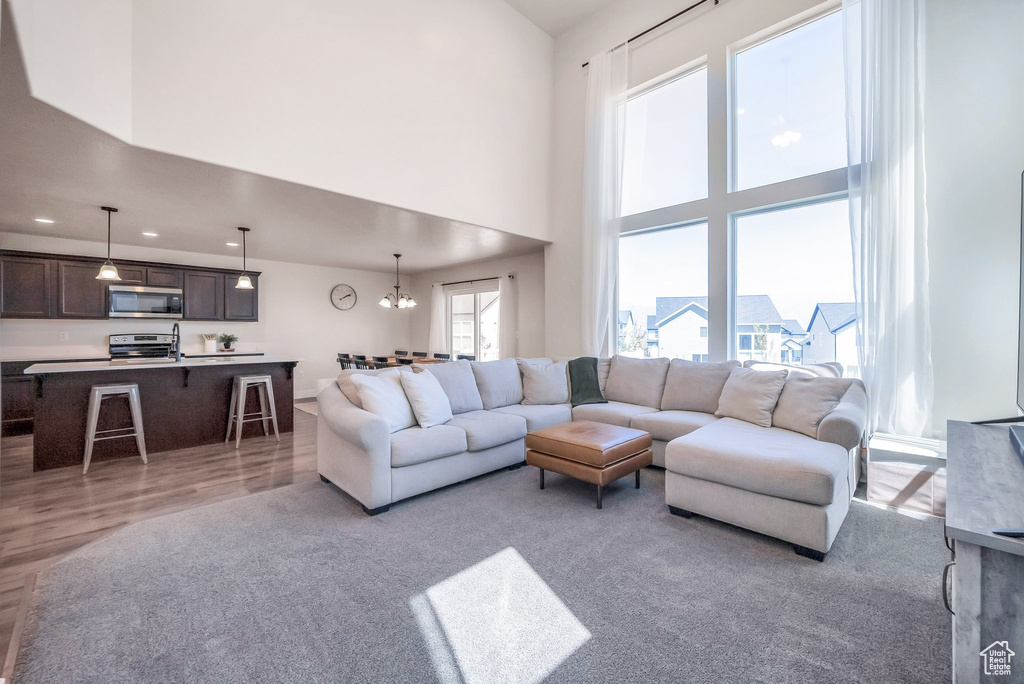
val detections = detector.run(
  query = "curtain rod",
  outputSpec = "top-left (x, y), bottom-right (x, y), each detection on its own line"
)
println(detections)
top-left (581, 0), bottom-right (718, 68)
top-left (439, 275), bottom-right (514, 288)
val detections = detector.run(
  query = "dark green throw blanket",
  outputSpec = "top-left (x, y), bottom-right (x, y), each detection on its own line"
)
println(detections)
top-left (568, 356), bottom-right (607, 407)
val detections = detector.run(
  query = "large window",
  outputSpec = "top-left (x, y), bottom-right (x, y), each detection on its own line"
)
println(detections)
top-left (734, 198), bottom-right (857, 374)
top-left (618, 222), bottom-right (708, 359)
top-left (733, 10), bottom-right (847, 190)
top-left (616, 6), bottom-right (855, 370)
top-left (449, 286), bottom-right (500, 361)
top-left (621, 66), bottom-right (708, 216)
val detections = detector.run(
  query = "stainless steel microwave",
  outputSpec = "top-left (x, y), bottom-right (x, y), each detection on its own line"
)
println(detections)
top-left (108, 285), bottom-right (184, 319)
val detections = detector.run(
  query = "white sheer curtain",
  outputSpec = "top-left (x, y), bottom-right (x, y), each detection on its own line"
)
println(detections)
top-left (843, 0), bottom-right (934, 437)
top-left (581, 44), bottom-right (628, 357)
top-left (427, 282), bottom-right (448, 356)
top-left (498, 274), bottom-right (517, 358)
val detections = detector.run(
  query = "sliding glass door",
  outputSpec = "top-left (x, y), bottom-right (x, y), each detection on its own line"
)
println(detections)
top-left (448, 286), bottom-right (500, 361)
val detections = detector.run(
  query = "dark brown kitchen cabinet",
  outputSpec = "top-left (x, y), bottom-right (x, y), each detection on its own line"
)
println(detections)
top-left (0, 256), bottom-right (51, 318)
top-left (57, 261), bottom-right (108, 318)
top-left (183, 270), bottom-right (224, 320)
top-left (1, 357), bottom-right (113, 436)
top-left (0, 250), bottom-right (258, 321)
top-left (114, 264), bottom-right (147, 284)
top-left (224, 274), bottom-right (258, 321)
top-left (1, 362), bottom-right (35, 436)
top-left (146, 267), bottom-right (183, 288)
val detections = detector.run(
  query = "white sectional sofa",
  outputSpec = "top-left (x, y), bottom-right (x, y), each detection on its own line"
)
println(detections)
top-left (317, 355), bottom-right (866, 560)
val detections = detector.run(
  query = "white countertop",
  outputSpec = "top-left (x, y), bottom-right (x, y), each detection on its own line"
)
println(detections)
top-left (24, 357), bottom-right (298, 374)
top-left (2, 351), bottom-right (266, 363)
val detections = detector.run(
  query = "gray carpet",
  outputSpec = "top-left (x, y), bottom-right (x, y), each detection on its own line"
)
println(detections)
top-left (15, 467), bottom-right (951, 683)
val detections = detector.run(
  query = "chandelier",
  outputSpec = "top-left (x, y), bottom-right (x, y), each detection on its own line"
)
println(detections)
top-left (379, 253), bottom-right (416, 309)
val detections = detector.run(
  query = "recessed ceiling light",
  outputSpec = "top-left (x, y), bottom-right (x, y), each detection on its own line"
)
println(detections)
top-left (226, 242), bottom-right (239, 247)
top-left (34, 217), bottom-right (54, 224)
top-left (142, 232), bottom-right (158, 237)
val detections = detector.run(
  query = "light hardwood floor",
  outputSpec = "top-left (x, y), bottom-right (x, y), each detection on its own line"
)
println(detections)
top-left (0, 409), bottom-right (319, 664)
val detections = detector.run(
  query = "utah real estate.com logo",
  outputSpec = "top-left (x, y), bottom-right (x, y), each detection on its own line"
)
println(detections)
top-left (980, 640), bottom-right (1015, 677)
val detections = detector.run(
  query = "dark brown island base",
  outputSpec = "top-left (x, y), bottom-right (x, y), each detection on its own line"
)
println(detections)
top-left (23, 358), bottom-right (298, 471)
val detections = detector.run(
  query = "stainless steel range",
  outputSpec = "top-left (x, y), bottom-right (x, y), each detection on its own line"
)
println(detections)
top-left (109, 333), bottom-right (178, 361)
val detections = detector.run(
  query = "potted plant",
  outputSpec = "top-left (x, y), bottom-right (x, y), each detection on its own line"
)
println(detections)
top-left (217, 333), bottom-right (239, 352)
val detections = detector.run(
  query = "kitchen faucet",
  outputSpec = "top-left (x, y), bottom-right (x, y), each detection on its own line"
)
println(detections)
top-left (172, 322), bottom-right (181, 362)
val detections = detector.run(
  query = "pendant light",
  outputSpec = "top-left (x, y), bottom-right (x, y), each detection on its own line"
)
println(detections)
top-left (379, 253), bottom-right (416, 309)
top-left (95, 206), bottom-right (121, 281)
top-left (235, 227), bottom-right (254, 289)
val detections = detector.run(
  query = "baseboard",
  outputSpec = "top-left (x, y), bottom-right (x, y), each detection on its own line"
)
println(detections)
top-left (2, 571), bottom-right (37, 682)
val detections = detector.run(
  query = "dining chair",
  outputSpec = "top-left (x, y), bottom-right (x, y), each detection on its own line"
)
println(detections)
top-left (372, 356), bottom-right (391, 368)
top-left (397, 358), bottom-right (414, 366)
top-left (434, 352), bottom-right (451, 360)
top-left (337, 353), bottom-right (352, 370)
top-left (394, 350), bottom-right (409, 357)
top-left (456, 354), bottom-right (475, 361)
top-left (353, 358), bottom-right (371, 370)
top-left (412, 352), bottom-right (427, 358)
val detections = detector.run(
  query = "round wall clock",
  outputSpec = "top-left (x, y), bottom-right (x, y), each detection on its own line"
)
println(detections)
top-left (330, 284), bottom-right (357, 310)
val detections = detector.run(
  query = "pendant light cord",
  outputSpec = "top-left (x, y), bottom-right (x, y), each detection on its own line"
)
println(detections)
top-left (106, 209), bottom-right (111, 260)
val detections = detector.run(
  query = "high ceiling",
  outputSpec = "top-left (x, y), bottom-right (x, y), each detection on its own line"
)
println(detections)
top-left (0, 7), bottom-right (547, 275)
top-left (504, 0), bottom-right (616, 36)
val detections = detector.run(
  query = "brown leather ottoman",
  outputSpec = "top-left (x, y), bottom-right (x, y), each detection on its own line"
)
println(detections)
top-left (525, 420), bottom-right (653, 509)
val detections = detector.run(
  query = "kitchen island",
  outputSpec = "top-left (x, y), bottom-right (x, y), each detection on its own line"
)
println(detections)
top-left (24, 357), bottom-right (298, 471)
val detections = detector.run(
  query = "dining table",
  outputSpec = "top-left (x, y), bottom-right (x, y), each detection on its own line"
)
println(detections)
top-left (385, 356), bottom-right (446, 366)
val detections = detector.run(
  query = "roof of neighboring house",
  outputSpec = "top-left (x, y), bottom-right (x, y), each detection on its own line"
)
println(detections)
top-left (618, 310), bottom-right (634, 327)
top-left (647, 315), bottom-right (658, 331)
top-left (652, 295), bottom-right (784, 329)
top-left (781, 319), bottom-right (806, 335)
top-left (808, 303), bottom-right (857, 333)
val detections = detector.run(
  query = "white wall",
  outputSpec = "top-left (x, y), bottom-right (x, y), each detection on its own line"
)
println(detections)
top-left (6, 0), bottom-right (133, 141)
top-left (407, 252), bottom-right (546, 359)
top-left (925, 0), bottom-right (1024, 434)
top-left (8, 0), bottom-right (553, 242)
top-left (0, 233), bottom-right (412, 398)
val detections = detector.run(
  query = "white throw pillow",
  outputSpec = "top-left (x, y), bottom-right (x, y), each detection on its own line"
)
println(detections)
top-left (350, 370), bottom-right (416, 433)
top-left (771, 375), bottom-right (854, 438)
top-left (521, 361), bottom-right (569, 405)
top-left (400, 369), bottom-right (454, 428)
top-left (471, 359), bottom-right (524, 409)
top-left (337, 367), bottom-right (409, 408)
top-left (604, 356), bottom-right (671, 408)
top-left (715, 367), bottom-right (788, 428)
top-left (660, 359), bottom-right (741, 413)
top-left (414, 360), bottom-right (484, 414)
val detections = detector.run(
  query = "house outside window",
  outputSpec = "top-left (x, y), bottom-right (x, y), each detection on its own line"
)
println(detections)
top-left (619, 222), bottom-right (708, 360)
